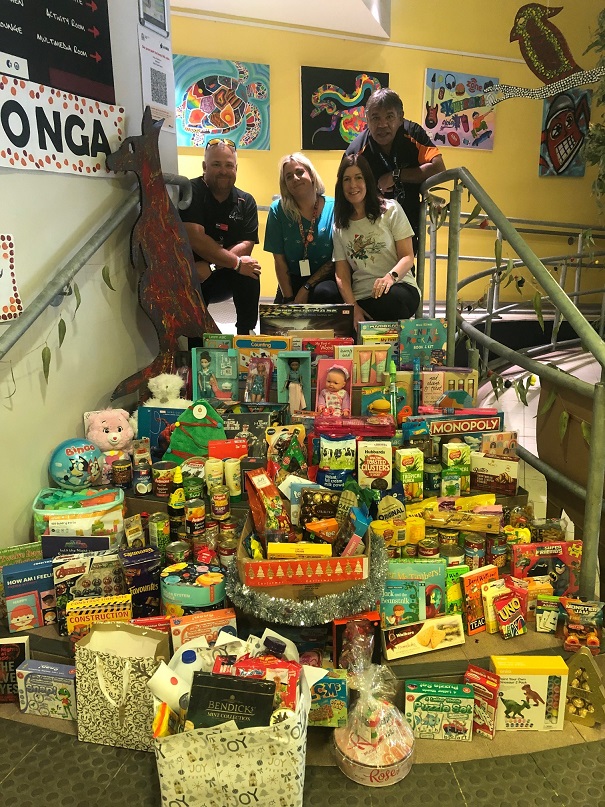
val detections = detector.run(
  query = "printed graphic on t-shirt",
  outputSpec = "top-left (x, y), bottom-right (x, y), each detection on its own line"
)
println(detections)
top-left (347, 232), bottom-right (385, 263)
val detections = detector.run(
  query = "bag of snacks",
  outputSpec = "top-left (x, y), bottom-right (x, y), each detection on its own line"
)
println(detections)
top-left (333, 664), bottom-right (414, 787)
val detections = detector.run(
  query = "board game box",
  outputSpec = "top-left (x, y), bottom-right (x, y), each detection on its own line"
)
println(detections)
top-left (405, 680), bottom-right (474, 741)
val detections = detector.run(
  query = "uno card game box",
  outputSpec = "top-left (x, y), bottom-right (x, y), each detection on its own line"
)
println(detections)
top-left (490, 655), bottom-right (568, 731)
top-left (405, 680), bottom-right (474, 741)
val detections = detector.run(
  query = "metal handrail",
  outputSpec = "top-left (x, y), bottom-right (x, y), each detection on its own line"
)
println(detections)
top-left (420, 167), bottom-right (605, 599)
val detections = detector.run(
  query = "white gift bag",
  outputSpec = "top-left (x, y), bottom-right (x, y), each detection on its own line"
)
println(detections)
top-left (75, 622), bottom-right (169, 752)
top-left (155, 678), bottom-right (311, 807)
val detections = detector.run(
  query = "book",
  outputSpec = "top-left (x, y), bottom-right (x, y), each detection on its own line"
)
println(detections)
top-left (481, 578), bottom-right (510, 634)
top-left (511, 541), bottom-right (582, 597)
top-left (3, 558), bottom-right (55, 632)
top-left (445, 564), bottom-right (469, 616)
top-left (0, 542), bottom-right (43, 620)
top-left (379, 579), bottom-right (426, 628)
top-left (186, 671), bottom-right (276, 729)
top-left (460, 565), bottom-right (499, 635)
top-left (398, 318), bottom-right (447, 369)
top-left (0, 636), bottom-right (30, 703)
top-left (191, 347), bottom-right (239, 401)
top-left (387, 558), bottom-right (447, 617)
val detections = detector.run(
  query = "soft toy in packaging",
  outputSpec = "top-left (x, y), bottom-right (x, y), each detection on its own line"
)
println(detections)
top-left (86, 408), bottom-right (135, 484)
top-left (162, 400), bottom-right (226, 464)
top-left (130, 373), bottom-right (193, 437)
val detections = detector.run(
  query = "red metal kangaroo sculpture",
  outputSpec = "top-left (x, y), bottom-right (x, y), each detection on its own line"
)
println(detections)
top-left (106, 107), bottom-right (219, 400)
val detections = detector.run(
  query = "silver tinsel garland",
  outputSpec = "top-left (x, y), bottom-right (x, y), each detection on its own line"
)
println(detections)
top-left (225, 532), bottom-right (388, 626)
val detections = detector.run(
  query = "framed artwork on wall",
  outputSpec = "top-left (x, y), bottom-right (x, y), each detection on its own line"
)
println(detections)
top-left (539, 89), bottom-right (591, 177)
top-left (421, 68), bottom-right (498, 151)
top-left (173, 56), bottom-right (270, 149)
top-left (301, 66), bottom-right (389, 150)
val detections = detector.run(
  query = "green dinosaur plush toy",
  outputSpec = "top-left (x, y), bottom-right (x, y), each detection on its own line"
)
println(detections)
top-left (162, 400), bottom-right (226, 463)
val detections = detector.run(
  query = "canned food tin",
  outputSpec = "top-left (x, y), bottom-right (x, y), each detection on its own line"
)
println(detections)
top-left (461, 531), bottom-right (485, 548)
top-left (205, 519), bottom-right (220, 546)
top-left (217, 539), bottom-right (238, 571)
top-left (401, 543), bottom-right (418, 557)
top-left (152, 461), bottom-right (177, 497)
top-left (487, 538), bottom-right (508, 568)
top-left (463, 533), bottom-right (486, 570)
top-left (219, 520), bottom-right (237, 541)
top-left (183, 474), bottom-right (204, 501)
top-left (439, 544), bottom-right (466, 567)
top-left (111, 459), bottom-right (132, 490)
top-left (386, 544), bottom-right (401, 559)
top-left (424, 528), bottom-right (439, 542)
top-left (370, 520), bottom-right (396, 545)
top-left (210, 485), bottom-right (231, 522)
top-left (165, 540), bottom-right (192, 566)
top-left (418, 538), bottom-right (440, 557)
top-left (184, 499), bottom-right (206, 537)
top-left (438, 529), bottom-right (459, 546)
top-left (132, 462), bottom-right (152, 496)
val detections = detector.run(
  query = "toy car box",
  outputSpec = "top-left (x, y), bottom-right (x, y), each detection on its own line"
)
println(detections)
top-left (404, 680), bottom-right (474, 741)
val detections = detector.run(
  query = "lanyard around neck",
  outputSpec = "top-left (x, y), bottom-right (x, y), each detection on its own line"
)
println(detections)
top-left (297, 198), bottom-right (319, 259)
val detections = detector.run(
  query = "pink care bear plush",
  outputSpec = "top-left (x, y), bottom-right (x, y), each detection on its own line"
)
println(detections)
top-left (86, 408), bottom-right (135, 485)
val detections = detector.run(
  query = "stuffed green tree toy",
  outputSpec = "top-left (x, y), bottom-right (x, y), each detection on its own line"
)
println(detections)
top-left (162, 400), bottom-right (226, 463)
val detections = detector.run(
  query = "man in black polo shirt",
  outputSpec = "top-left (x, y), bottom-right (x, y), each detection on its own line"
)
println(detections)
top-left (180, 139), bottom-right (261, 334)
top-left (345, 88), bottom-right (445, 252)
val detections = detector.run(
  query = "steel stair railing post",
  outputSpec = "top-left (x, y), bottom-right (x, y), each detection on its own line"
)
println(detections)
top-left (416, 198), bottom-right (428, 318)
top-left (552, 259), bottom-right (567, 348)
top-left (446, 181), bottom-right (462, 365)
top-left (580, 379), bottom-right (605, 600)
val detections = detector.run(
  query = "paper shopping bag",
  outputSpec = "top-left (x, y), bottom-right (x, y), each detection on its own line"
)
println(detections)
top-left (76, 622), bottom-right (169, 752)
top-left (155, 678), bottom-right (310, 807)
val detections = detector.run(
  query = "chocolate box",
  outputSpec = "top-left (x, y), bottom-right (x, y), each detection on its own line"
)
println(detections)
top-left (470, 451), bottom-right (520, 496)
top-left (17, 660), bottom-right (76, 720)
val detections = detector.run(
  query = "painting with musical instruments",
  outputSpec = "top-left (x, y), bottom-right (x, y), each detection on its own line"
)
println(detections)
top-left (422, 68), bottom-right (498, 151)
top-left (301, 66), bottom-right (389, 151)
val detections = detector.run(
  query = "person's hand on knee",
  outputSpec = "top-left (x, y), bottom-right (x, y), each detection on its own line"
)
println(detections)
top-left (237, 255), bottom-right (261, 280)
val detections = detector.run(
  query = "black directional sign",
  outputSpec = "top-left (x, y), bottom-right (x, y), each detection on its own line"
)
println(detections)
top-left (0, 0), bottom-right (115, 103)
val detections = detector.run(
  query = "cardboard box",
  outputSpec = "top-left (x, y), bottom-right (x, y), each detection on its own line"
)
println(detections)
top-left (335, 343), bottom-right (393, 387)
top-left (259, 303), bottom-right (354, 339)
top-left (464, 664), bottom-right (500, 739)
top-left (381, 613), bottom-right (465, 660)
top-left (470, 451), bottom-right (520, 496)
top-left (394, 447), bottom-right (424, 501)
top-left (65, 593), bottom-right (132, 641)
top-left (17, 660), bottom-right (76, 720)
top-left (308, 670), bottom-right (348, 728)
top-left (237, 513), bottom-right (369, 598)
top-left (170, 607), bottom-right (237, 650)
top-left (405, 680), bottom-right (474, 741)
top-left (3, 558), bottom-right (56, 632)
top-left (191, 347), bottom-right (239, 401)
top-left (357, 440), bottom-right (392, 491)
top-left (490, 655), bottom-right (568, 731)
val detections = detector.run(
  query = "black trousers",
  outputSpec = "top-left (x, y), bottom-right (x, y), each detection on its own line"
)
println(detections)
top-left (274, 275), bottom-right (343, 304)
top-left (358, 282), bottom-right (420, 321)
top-left (200, 267), bottom-right (261, 334)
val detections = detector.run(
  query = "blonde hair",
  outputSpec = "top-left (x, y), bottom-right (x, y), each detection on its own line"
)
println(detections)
top-left (278, 153), bottom-right (325, 220)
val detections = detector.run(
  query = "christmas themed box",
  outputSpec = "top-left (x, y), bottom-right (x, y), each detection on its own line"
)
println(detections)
top-left (405, 680), bottom-right (474, 741)
top-left (3, 558), bottom-right (56, 633)
top-left (237, 515), bottom-right (369, 597)
top-left (17, 660), bottom-right (76, 720)
top-left (511, 541), bottom-right (582, 597)
top-left (0, 636), bottom-right (30, 703)
top-left (490, 655), bottom-right (568, 731)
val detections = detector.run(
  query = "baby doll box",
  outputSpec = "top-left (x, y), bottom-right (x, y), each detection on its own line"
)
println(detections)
top-left (32, 487), bottom-right (125, 542)
top-left (236, 513), bottom-right (370, 601)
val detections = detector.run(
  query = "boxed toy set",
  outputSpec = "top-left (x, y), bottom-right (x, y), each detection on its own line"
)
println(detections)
top-left (490, 655), bottom-right (568, 731)
top-left (405, 680), bottom-right (474, 741)
top-left (16, 660), bottom-right (76, 720)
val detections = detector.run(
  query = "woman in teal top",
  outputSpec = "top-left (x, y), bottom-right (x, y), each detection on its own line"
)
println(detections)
top-left (264, 153), bottom-right (342, 303)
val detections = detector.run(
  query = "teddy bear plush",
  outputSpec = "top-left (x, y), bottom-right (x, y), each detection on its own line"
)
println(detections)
top-left (86, 408), bottom-right (135, 485)
top-left (129, 373), bottom-right (193, 438)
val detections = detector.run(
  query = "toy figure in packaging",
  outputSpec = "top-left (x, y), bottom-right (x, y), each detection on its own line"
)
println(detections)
top-left (316, 363), bottom-right (351, 417)
top-left (284, 358), bottom-right (306, 412)
top-left (245, 357), bottom-right (272, 404)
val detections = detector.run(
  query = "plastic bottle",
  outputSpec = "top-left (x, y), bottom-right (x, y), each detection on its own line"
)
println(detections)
top-left (169, 645), bottom-right (207, 688)
top-left (262, 636), bottom-right (287, 659)
top-left (167, 464), bottom-right (186, 538)
top-left (388, 359), bottom-right (398, 423)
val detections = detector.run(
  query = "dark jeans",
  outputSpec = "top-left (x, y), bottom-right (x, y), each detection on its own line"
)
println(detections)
top-left (200, 267), bottom-right (260, 334)
top-left (358, 282), bottom-right (420, 321)
top-left (274, 275), bottom-right (343, 304)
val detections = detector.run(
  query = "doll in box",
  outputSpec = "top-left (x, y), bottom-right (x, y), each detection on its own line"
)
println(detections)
top-left (317, 364), bottom-right (351, 417)
top-left (245, 357), bottom-right (272, 403)
top-left (284, 358), bottom-right (306, 412)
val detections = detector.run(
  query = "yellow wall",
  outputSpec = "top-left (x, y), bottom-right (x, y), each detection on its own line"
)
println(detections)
top-left (171, 2), bottom-right (603, 302)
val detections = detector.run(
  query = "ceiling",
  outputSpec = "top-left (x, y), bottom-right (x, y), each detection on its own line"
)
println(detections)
top-left (170, 0), bottom-right (391, 39)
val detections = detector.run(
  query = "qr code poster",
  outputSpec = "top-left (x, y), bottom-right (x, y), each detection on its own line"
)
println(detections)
top-left (139, 24), bottom-right (176, 131)
top-left (173, 56), bottom-right (270, 150)
top-left (0, 234), bottom-right (22, 322)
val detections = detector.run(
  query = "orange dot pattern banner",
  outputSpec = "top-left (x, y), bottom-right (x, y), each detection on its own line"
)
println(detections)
top-left (0, 235), bottom-right (22, 321)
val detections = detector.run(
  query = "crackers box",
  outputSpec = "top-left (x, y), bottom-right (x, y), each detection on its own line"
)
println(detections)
top-left (464, 664), bottom-right (500, 739)
top-left (405, 680), bottom-right (474, 741)
top-left (357, 440), bottom-right (392, 491)
top-left (17, 660), bottom-right (76, 720)
top-left (381, 613), bottom-right (465, 660)
top-left (170, 607), bottom-right (237, 650)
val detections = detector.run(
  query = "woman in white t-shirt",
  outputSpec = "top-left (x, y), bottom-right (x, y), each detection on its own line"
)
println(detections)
top-left (333, 154), bottom-right (420, 329)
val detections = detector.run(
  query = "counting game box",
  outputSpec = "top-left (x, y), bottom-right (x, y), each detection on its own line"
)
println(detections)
top-left (490, 655), bottom-right (568, 731)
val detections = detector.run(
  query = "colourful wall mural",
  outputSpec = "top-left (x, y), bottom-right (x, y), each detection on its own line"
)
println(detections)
top-left (539, 88), bottom-right (591, 177)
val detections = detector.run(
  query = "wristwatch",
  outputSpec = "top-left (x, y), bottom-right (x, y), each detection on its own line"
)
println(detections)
top-left (303, 282), bottom-right (312, 291)
top-left (389, 270), bottom-right (399, 282)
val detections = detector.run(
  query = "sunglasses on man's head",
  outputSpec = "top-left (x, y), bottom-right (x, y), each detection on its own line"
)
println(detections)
top-left (206, 138), bottom-right (236, 150)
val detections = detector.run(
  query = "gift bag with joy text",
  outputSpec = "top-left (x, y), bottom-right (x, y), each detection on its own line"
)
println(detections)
top-left (75, 622), bottom-right (169, 752)
top-left (155, 681), bottom-right (310, 807)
